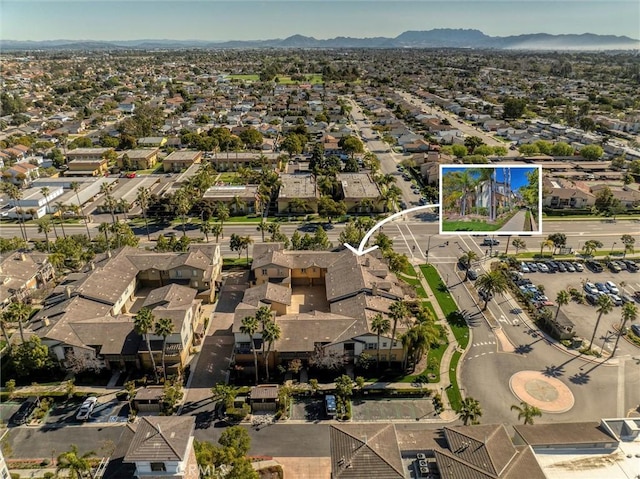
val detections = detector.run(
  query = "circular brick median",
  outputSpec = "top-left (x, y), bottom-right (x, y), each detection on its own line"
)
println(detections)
top-left (509, 371), bottom-right (574, 413)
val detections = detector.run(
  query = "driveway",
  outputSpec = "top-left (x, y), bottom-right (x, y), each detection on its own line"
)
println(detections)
top-left (181, 271), bottom-right (247, 416)
top-left (45, 398), bottom-right (129, 427)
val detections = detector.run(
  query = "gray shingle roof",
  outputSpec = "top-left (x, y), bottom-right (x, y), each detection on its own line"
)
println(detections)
top-left (124, 416), bottom-right (195, 462)
top-left (243, 282), bottom-right (292, 307)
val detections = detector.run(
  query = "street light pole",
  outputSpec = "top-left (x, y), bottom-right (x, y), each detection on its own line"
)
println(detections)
top-left (611, 242), bottom-right (617, 254)
top-left (426, 235), bottom-right (432, 263)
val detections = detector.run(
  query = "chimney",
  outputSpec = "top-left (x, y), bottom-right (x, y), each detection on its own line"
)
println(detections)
top-left (65, 286), bottom-right (71, 299)
top-left (89, 262), bottom-right (95, 271)
top-left (107, 250), bottom-right (112, 258)
top-left (156, 423), bottom-right (162, 434)
top-left (42, 317), bottom-right (50, 327)
top-left (372, 283), bottom-right (378, 296)
top-left (20, 253), bottom-right (27, 262)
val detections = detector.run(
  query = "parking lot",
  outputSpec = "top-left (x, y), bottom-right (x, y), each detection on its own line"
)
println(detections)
top-left (518, 259), bottom-right (640, 352)
top-left (291, 396), bottom-right (435, 422)
top-left (46, 397), bottom-right (129, 426)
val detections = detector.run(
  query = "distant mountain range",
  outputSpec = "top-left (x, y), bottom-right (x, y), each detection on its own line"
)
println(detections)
top-left (2, 29), bottom-right (639, 51)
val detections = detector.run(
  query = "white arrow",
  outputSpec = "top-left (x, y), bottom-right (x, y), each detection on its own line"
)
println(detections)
top-left (344, 203), bottom-right (440, 256)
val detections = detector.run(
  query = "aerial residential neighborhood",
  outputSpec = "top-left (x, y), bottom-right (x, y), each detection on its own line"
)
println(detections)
top-left (0, 1), bottom-right (639, 478)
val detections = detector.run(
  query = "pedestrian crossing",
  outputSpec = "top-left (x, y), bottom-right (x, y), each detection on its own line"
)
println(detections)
top-left (472, 341), bottom-right (496, 348)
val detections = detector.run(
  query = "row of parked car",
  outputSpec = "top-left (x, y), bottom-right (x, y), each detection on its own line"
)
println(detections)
top-left (513, 276), bottom-right (555, 308)
top-left (583, 281), bottom-right (632, 306)
top-left (521, 260), bottom-right (585, 274)
top-left (9, 395), bottom-right (98, 426)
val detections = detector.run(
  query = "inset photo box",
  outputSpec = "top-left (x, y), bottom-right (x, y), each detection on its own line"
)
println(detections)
top-left (439, 164), bottom-right (542, 235)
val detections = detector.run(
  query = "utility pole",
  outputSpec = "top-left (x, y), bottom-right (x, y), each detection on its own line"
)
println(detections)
top-left (426, 235), bottom-right (432, 262)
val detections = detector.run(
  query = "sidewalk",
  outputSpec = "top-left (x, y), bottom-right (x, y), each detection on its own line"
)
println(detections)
top-left (498, 209), bottom-right (527, 232)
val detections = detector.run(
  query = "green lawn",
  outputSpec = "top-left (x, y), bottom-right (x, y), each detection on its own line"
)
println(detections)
top-left (441, 220), bottom-right (502, 232)
top-left (223, 257), bottom-right (251, 267)
top-left (225, 216), bottom-right (267, 223)
top-left (397, 335), bottom-right (447, 384)
top-left (217, 172), bottom-right (243, 184)
top-left (227, 74), bottom-right (260, 81)
top-left (422, 301), bottom-right (437, 320)
top-left (419, 265), bottom-right (458, 316)
top-left (447, 351), bottom-right (463, 411)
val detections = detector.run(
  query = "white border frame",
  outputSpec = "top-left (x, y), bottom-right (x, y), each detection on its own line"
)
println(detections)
top-left (438, 164), bottom-right (543, 236)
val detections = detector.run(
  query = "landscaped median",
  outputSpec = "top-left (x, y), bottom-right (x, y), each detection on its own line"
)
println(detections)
top-left (419, 264), bottom-right (470, 412)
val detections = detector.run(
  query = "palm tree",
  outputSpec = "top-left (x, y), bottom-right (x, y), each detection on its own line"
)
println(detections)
top-left (134, 308), bottom-right (159, 383)
top-left (118, 198), bottom-right (131, 221)
top-left (512, 238), bottom-right (526, 254)
top-left (135, 186), bottom-right (151, 241)
top-left (371, 313), bottom-right (390, 368)
top-left (511, 401), bottom-right (542, 425)
top-left (388, 300), bottom-right (411, 367)
top-left (211, 223), bottom-right (223, 242)
top-left (3, 184), bottom-right (27, 241)
top-left (102, 195), bottom-right (118, 225)
top-left (402, 321), bottom-right (440, 371)
top-left (56, 444), bottom-right (94, 479)
top-left (70, 181), bottom-right (91, 240)
top-left (173, 189), bottom-right (192, 236)
top-left (6, 301), bottom-right (32, 343)
top-left (288, 197), bottom-right (308, 214)
top-left (242, 235), bottom-right (253, 264)
top-left (475, 271), bottom-right (508, 310)
top-left (230, 195), bottom-right (246, 215)
top-left (554, 290), bottom-right (570, 323)
top-left (582, 240), bottom-right (602, 258)
top-left (39, 186), bottom-right (59, 239)
top-left (612, 302), bottom-right (637, 358)
top-left (256, 220), bottom-right (268, 242)
top-left (36, 217), bottom-right (53, 252)
top-left (216, 203), bottom-right (230, 239)
top-left (99, 222), bottom-right (111, 250)
top-left (459, 250), bottom-right (479, 280)
top-left (357, 198), bottom-right (375, 214)
top-left (240, 315), bottom-right (260, 384)
top-left (54, 201), bottom-right (69, 238)
top-left (588, 294), bottom-right (614, 352)
top-left (381, 184), bottom-right (402, 212)
top-left (0, 310), bottom-right (13, 352)
top-left (200, 219), bottom-right (212, 242)
top-left (262, 320), bottom-right (281, 381)
top-left (154, 317), bottom-right (174, 382)
top-left (458, 397), bottom-right (482, 425)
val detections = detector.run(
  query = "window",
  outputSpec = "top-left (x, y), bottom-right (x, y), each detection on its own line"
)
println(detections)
top-left (382, 342), bottom-right (388, 348)
top-left (366, 343), bottom-right (376, 350)
top-left (301, 268), bottom-right (306, 273)
top-left (176, 270), bottom-right (182, 278)
top-left (192, 269), bottom-right (197, 277)
top-left (262, 269), bottom-right (267, 275)
top-left (150, 462), bottom-right (167, 472)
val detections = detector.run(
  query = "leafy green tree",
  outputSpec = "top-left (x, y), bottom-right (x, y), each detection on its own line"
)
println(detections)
top-left (464, 136), bottom-right (485, 153)
top-left (385, 251), bottom-right (410, 275)
top-left (511, 401), bottom-right (542, 425)
top-left (134, 308), bottom-right (159, 383)
top-left (218, 425), bottom-right (252, 457)
top-left (335, 374), bottom-right (354, 400)
top-left (5, 301), bottom-right (32, 343)
top-left (502, 97), bottom-right (527, 119)
top-left (451, 144), bottom-right (468, 158)
top-left (281, 134), bottom-right (303, 156)
top-left (621, 234), bottom-right (636, 257)
top-left (518, 144), bottom-right (539, 156)
top-left (211, 223), bottom-right (223, 242)
top-left (582, 240), bottom-right (602, 257)
top-left (551, 142), bottom-right (574, 156)
top-left (594, 187), bottom-right (620, 215)
top-left (580, 144), bottom-right (604, 160)
top-left (10, 336), bottom-right (53, 377)
top-left (339, 135), bottom-right (364, 159)
top-left (458, 397), bottom-right (483, 425)
top-left (512, 238), bottom-right (526, 254)
top-left (239, 128), bottom-right (263, 150)
top-left (547, 233), bottom-right (567, 254)
top-left (555, 290), bottom-right (570, 323)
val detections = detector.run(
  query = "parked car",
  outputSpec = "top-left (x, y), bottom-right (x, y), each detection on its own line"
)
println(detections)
top-left (76, 396), bottom-right (98, 421)
top-left (586, 260), bottom-right (604, 273)
top-left (467, 269), bottom-right (480, 281)
top-left (623, 260), bottom-right (639, 272)
top-left (546, 261), bottom-right (559, 272)
top-left (605, 281), bottom-right (619, 295)
top-left (615, 260), bottom-right (627, 271)
top-left (535, 263), bottom-right (548, 273)
top-left (584, 282), bottom-right (598, 295)
top-left (520, 263), bottom-right (530, 273)
top-left (325, 394), bottom-right (337, 419)
top-left (631, 324), bottom-right (640, 337)
top-left (608, 294), bottom-right (623, 306)
top-left (11, 396), bottom-right (39, 425)
top-left (563, 262), bottom-right (576, 272)
top-left (573, 262), bottom-right (584, 272)
top-left (607, 261), bottom-right (622, 273)
top-left (527, 262), bottom-right (538, 272)
top-left (621, 294), bottom-right (634, 304)
top-left (556, 262), bottom-right (567, 272)
top-left (595, 282), bottom-right (608, 293)
top-left (634, 291), bottom-right (640, 303)
top-left (586, 294), bottom-right (600, 305)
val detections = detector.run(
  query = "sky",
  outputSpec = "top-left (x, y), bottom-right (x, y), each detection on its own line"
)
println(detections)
top-left (2, 0), bottom-right (639, 41)
top-left (442, 166), bottom-right (537, 191)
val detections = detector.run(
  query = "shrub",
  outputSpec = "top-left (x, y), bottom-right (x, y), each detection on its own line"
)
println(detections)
top-left (10, 474), bottom-right (20, 479)
top-left (43, 474), bottom-right (55, 479)
top-left (226, 404), bottom-right (250, 422)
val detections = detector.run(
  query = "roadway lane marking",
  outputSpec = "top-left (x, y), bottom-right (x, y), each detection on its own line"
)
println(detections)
top-left (401, 224), bottom-right (426, 259)
top-left (617, 358), bottom-right (625, 417)
top-left (394, 224), bottom-right (413, 256)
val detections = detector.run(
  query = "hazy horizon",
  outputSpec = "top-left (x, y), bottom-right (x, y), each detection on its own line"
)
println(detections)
top-left (2, 1), bottom-right (639, 42)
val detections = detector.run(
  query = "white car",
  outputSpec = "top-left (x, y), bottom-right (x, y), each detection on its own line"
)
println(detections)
top-left (520, 263), bottom-right (530, 273)
top-left (76, 396), bottom-right (98, 421)
top-left (605, 281), bottom-right (619, 295)
top-left (584, 282), bottom-right (598, 295)
top-left (536, 263), bottom-right (549, 273)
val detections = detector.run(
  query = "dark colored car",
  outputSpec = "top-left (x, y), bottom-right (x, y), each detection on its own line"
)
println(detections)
top-left (623, 260), bottom-right (639, 272)
top-left (585, 294), bottom-right (599, 305)
top-left (607, 261), bottom-right (622, 273)
top-left (11, 396), bottom-right (39, 425)
top-left (546, 261), bottom-right (559, 272)
top-left (325, 394), bottom-right (337, 418)
top-left (481, 238), bottom-right (500, 246)
top-left (556, 262), bottom-right (567, 272)
top-left (586, 260), bottom-right (603, 273)
top-left (467, 269), bottom-right (480, 281)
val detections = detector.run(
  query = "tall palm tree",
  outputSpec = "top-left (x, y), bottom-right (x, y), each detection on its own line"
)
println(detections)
top-left (6, 301), bottom-right (32, 343)
top-left (256, 220), bottom-right (268, 242)
top-left (3, 184), bottom-right (27, 241)
top-left (554, 290), bottom-right (570, 323)
top-left (39, 186), bottom-right (59, 239)
top-left (262, 320), bottom-right (281, 381)
top-left (288, 197), bottom-right (308, 214)
top-left (455, 170), bottom-right (477, 216)
top-left (612, 302), bottom-right (637, 358)
top-left (211, 223), bottom-right (223, 242)
top-left (458, 397), bottom-right (482, 425)
top-left (102, 195), bottom-right (118, 225)
top-left (254, 305), bottom-right (272, 358)
top-left (475, 271), bottom-right (508, 310)
top-left (588, 294), bottom-right (613, 352)
top-left (36, 217), bottom-right (53, 252)
top-left (54, 201), bottom-right (69, 238)
top-left (230, 195), bottom-right (246, 215)
top-left (98, 222), bottom-right (111, 250)
top-left (242, 235), bottom-right (253, 264)
top-left (70, 181), bottom-right (91, 240)
top-left (0, 310), bottom-right (13, 352)
top-left (135, 186), bottom-right (151, 241)
top-left (371, 313), bottom-right (391, 368)
top-left (154, 317), bottom-right (174, 381)
top-left (240, 315), bottom-right (260, 384)
top-left (512, 238), bottom-right (526, 254)
top-left (459, 250), bottom-right (479, 280)
top-left (173, 189), bottom-right (192, 236)
top-left (510, 401), bottom-right (542, 425)
top-left (56, 444), bottom-right (94, 479)
top-left (118, 198), bottom-right (131, 221)
top-left (388, 300), bottom-right (410, 367)
top-left (200, 219), bottom-right (212, 242)
top-left (216, 204), bottom-right (229, 239)
top-left (402, 321), bottom-right (440, 371)
top-left (134, 308), bottom-right (159, 383)
top-left (539, 239), bottom-right (554, 257)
